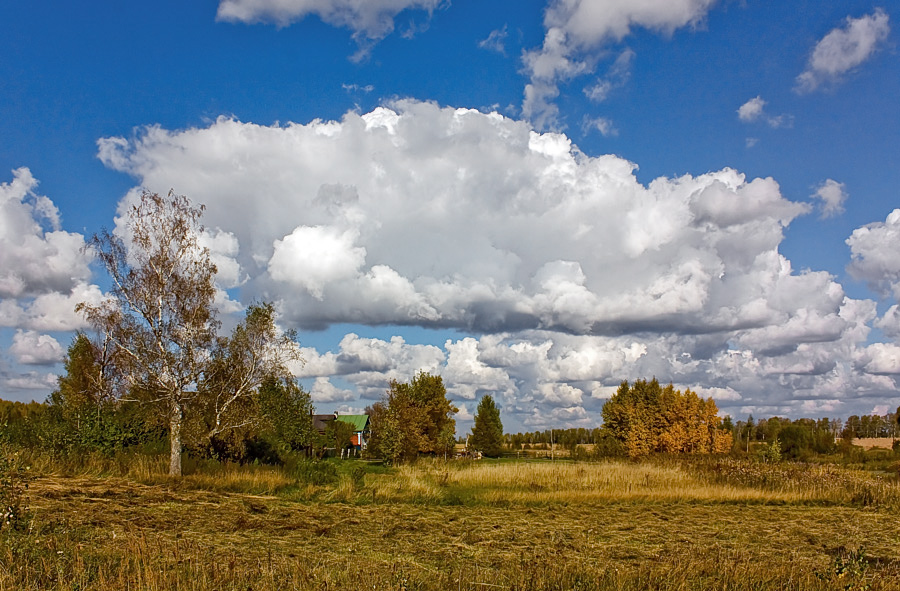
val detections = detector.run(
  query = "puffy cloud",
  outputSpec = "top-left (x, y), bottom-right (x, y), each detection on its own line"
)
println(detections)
top-left (0, 370), bottom-right (57, 392)
top-left (523, 0), bottom-right (716, 127)
top-left (9, 330), bottom-right (64, 365)
top-left (0, 169), bottom-right (100, 342)
top-left (847, 209), bottom-right (900, 299)
top-left (736, 97), bottom-right (792, 129)
top-left (875, 305), bottom-right (900, 340)
top-left (796, 9), bottom-right (890, 93)
top-left (95, 101), bottom-right (900, 427)
top-left (812, 179), bottom-right (848, 219)
top-left (269, 225), bottom-right (367, 299)
top-left (0, 282), bottom-right (105, 332)
top-left (854, 343), bottom-right (900, 375)
top-left (737, 97), bottom-right (765, 122)
top-left (98, 103), bottom-right (822, 341)
top-left (0, 168), bottom-right (92, 299)
top-left (309, 377), bottom-right (356, 403)
top-left (216, 0), bottom-right (443, 59)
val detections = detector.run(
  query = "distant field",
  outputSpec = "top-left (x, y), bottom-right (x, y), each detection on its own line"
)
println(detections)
top-left (3, 457), bottom-right (900, 590)
top-left (853, 437), bottom-right (896, 450)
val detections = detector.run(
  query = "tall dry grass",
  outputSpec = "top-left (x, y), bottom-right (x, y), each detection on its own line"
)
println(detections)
top-left (366, 458), bottom-right (900, 506)
top-left (5, 453), bottom-right (900, 590)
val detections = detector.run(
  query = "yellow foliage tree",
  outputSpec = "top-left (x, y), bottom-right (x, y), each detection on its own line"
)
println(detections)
top-left (602, 379), bottom-right (733, 457)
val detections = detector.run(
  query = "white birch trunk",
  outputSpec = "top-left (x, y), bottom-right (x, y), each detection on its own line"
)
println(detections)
top-left (169, 399), bottom-right (184, 477)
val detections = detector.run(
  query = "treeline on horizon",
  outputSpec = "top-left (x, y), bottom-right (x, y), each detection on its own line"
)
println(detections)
top-left (3, 371), bottom-right (898, 465)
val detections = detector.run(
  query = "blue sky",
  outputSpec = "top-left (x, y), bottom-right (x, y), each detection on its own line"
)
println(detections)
top-left (1, 0), bottom-right (898, 432)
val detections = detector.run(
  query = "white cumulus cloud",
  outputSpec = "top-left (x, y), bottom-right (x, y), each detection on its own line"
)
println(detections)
top-left (216, 0), bottom-right (444, 60)
top-left (9, 330), bottom-right (64, 366)
top-left (847, 209), bottom-right (900, 299)
top-left (523, 0), bottom-right (716, 128)
top-left (812, 179), bottom-right (848, 218)
top-left (796, 9), bottom-right (890, 93)
top-left (94, 101), bottom-right (900, 428)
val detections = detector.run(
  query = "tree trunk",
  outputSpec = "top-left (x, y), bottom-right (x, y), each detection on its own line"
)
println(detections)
top-left (169, 399), bottom-right (184, 477)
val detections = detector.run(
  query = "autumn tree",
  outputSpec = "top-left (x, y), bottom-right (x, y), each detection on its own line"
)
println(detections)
top-left (78, 191), bottom-right (300, 476)
top-left (367, 372), bottom-right (457, 463)
top-left (470, 394), bottom-right (504, 457)
top-left (601, 378), bottom-right (732, 458)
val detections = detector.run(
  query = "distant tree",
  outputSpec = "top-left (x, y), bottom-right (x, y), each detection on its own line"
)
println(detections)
top-left (326, 419), bottom-right (355, 455)
top-left (779, 424), bottom-right (812, 460)
top-left (367, 372), bottom-right (457, 463)
top-left (470, 395), bottom-right (504, 457)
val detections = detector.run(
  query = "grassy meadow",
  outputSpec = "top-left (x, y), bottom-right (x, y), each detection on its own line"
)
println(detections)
top-left (2, 451), bottom-right (900, 590)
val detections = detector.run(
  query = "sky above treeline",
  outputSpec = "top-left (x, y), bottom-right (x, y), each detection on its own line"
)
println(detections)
top-left (1, 0), bottom-right (898, 432)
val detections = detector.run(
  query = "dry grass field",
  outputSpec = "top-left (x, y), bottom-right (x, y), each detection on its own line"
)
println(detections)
top-left (852, 437), bottom-right (896, 450)
top-left (3, 456), bottom-right (900, 590)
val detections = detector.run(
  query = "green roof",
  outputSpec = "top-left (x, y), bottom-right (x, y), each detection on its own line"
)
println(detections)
top-left (335, 414), bottom-right (369, 431)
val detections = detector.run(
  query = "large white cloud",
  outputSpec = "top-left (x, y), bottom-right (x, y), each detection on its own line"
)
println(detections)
top-left (0, 168), bottom-right (107, 401)
top-left (0, 168), bottom-right (92, 299)
top-left (523, 0), bottom-right (717, 128)
top-left (847, 209), bottom-right (900, 299)
top-left (95, 102), bottom-right (897, 428)
top-left (795, 9), bottom-right (890, 93)
top-left (98, 102), bottom-right (823, 340)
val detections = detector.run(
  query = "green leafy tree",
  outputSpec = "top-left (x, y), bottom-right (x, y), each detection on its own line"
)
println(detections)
top-left (367, 372), bottom-right (457, 463)
top-left (470, 395), bottom-right (504, 457)
top-left (191, 303), bottom-right (302, 455)
top-left (258, 377), bottom-right (315, 454)
top-left (326, 420), bottom-right (355, 455)
top-left (45, 334), bottom-right (155, 454)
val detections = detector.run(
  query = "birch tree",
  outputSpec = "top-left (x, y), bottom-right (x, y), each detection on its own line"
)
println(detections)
top-left (78, 191), bottom-right (301, 476)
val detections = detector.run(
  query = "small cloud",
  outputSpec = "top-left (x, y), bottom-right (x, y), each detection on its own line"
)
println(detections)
top-left (745, 137), bottom-right (759, 148)
top-left (216, 0), bottom-right (445, 61)
top-left (812, 179), bottom-right (848, 218)
top-left (738, 96), bottom-right (766, 122)
top-left (478, 25), bottom-right (508, 55)
top-left (310, 377), bottom-right (356, 403)
top-left (795, 8), bottom-right (890, 93)
top-left (342, 83), bottom-right (375, 94)
top-left (582, 116), bottom-right (618, 137)
top-left (583, 48), bottom-right (634, 103)
top-left (737, 96), bottom-right (792, 128)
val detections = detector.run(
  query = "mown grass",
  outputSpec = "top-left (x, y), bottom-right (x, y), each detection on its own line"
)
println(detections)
top-left (3, 453), bottom-right (900, 590)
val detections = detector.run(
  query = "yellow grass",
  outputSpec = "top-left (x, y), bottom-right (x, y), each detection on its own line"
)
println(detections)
top-left (853, 437), bottom-right (896, 450)
top-left (367, 459), bottom-right (824, 505)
